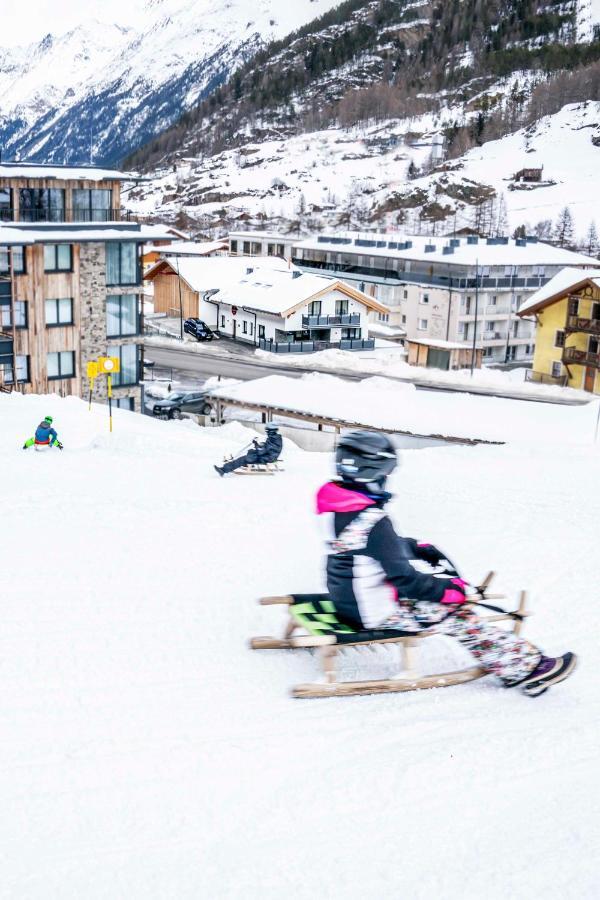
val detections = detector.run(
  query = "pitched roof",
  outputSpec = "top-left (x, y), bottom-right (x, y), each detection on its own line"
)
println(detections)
top-left (144, 257), bottom-right (389, 316)
top-left (517, 267), bottom-right (600, 316)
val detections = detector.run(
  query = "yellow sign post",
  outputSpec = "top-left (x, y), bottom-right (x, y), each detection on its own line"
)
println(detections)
top-left (87, 356), bottom-right (120, 431)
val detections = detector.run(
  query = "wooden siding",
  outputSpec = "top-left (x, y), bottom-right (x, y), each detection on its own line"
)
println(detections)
top-left (14, 244), bottom-right (81, 397)
top-left (0, 178), bottom-right (120, 220)
top-left (152, 272), bottom-right (199, 318)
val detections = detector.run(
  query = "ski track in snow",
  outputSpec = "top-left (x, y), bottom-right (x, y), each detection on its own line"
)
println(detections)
top-left (1, 392), bottom-right (599, 898)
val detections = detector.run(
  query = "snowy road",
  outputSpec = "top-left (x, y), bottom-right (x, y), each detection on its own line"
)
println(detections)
top-left (1, 391), bottom-right (599, 899)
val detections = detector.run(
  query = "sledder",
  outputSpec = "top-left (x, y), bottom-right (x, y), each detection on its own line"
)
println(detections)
top-left (214, 423), bottom-right (283, 476)
top-left (251, 430), bottom-right (577, 699)
top-left (22, 416), bottom-right (63, 452)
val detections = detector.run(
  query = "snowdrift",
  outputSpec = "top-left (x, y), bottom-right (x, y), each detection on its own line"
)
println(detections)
top-left (1, 391), bottom-right (598, 898)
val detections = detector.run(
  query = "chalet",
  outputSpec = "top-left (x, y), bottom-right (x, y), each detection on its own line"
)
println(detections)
top-left (142, 237), bottom-right (227, 271)
top-left (0, 161), bottom-right (171, 408)
top-left (517, 267), bottom-right (600, 393)
top-left (145, 258), bottom-right (388, 351)
top-left (513, 167), bottom-right (543, 183)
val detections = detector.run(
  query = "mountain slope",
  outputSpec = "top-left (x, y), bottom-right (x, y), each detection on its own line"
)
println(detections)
top-left (0, 0), bottom-right (344, 164)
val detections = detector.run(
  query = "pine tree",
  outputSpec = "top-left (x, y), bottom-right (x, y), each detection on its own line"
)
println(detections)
top-left (554, 207), bottom-right (575, 248)
top-left (584, 221), bottom-right (599, 257)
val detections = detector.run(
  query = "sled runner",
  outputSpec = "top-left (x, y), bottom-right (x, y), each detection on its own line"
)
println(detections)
top-left (250, 573), bottom-right (531, 698)
top-left (233, 461), bottom-right (284, 475)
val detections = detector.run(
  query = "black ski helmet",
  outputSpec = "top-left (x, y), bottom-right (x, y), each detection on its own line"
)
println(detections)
top-left (335, 430), bottom-right (397, 486)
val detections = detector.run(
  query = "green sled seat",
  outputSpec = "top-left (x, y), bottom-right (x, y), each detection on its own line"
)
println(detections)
top-left (289, 593), bottom-right (417, 644)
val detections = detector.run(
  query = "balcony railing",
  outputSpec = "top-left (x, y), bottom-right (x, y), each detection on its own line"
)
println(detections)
top-left (483, 331), bottom-right (505, 341)
top-left (259, 337), bottom-right (375, 354)
top-left (302, 314), bottom-right (360, 328)
top-left (565, 315), bottom-right (600, 335)
top-left (0, 208), bottom-right (136, 223)
top-left (563, 346), bottom-right (600, 368)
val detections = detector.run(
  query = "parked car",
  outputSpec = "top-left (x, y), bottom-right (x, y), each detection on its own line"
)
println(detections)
top-left (152, 391), bottom-right (213, 419)
top-left (184, 318), bottom-right (215, 341)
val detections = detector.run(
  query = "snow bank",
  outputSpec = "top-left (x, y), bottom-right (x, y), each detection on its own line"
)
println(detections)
top-left (1, 391), bottom-right (598, 898)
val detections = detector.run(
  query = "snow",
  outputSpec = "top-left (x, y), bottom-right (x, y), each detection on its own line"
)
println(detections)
top-left (297, 231), bottom-right (598, 268)
top-left (147, 254), bottom-right (299, 291)
top-left (215, 269), bottom-right (351, 316)
top-left (519, 267), bottom-right (600, 315)
top-left (145, 239), bottom-right (229, 256)
top-left (0, 163), bottom-right (134, 181)
top-left (1, 223), bottom-right (174, 243)
top-left (210, 373), bottom-right (599, 443)
top-left (1, 390), bottom-right (599, 898)
top-left (408, 337), bottom-right (473, 350)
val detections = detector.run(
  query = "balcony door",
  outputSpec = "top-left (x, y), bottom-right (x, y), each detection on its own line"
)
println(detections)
top-left (584, 367), bottom-right (596, 392)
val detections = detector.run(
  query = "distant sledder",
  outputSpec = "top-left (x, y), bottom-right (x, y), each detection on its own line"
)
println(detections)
top-left (251, 430), bottom-right (577, 699)
top-left (215, 423), bottom-right (283, 476)
top-left (22, 416), bottom-right (63, 452)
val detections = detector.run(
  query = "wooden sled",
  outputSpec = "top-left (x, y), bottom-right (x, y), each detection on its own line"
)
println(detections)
top-left (250, 573), bottom-right (531, 699)
top-left (233, 461), bottom-right (284, 475)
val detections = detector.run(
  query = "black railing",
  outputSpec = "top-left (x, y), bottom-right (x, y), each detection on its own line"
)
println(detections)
top-left (302, 313), bottom-right (360, 327)
top-left (1, 208), bottom-right (135, 223)
top-left (259, 338), bottom-right (375, 353)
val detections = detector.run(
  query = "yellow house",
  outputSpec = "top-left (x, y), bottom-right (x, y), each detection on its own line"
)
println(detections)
top-left (517, 267), bottom-right (600, 394)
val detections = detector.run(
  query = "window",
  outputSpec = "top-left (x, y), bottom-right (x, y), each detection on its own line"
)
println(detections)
top-left (44, 244), bottom-right (72, 272)
top-left (106, 295), bottom-right (138, 337)
top-left (418, 318), bottom-right (428, 330)
top-left (551, 361), bottom-right (562, 379)
top-left (342, 327), bottom-right (360, 339)
top-left (277, 244), bottom-right (285, 256)
top-left (251, 242), bottom-right (262, 255)
top-left (111, 344), bottom-right (139, 387)
top-left (243, 241), bottom-right (251, 254)
top-left (335, 298), bottom-right (349, 316)
top-left (0, 188), bottom-right (13, 221)
top-left (106, 242), bottom-right (138, 285)
top-left (421, 292), bottom-right (430, 304)
top-left (249, 321), bottom-right (254, 336)
top-left (308, 300), bottom-right (321, 316)
top-left (401, 315), bottom-right (407, 324)
top-left (403, 290), bottom-right (408, 300)
top-left (47, 350), bottom-right (75, 380)
top-left (458, 322), bottom-right (465, 334)
top-left (554, 330), bottom-right (565, 348)
top-left (486, 321), bottom-right (496, 333)
top-left (4, 354), bottom-right (29, 383)
top-left (258, 324), bottom-right (265, 339)
top-left (465, 297), bottom-right (472, 314)
top-left (483, 347), bottom-right (493, 358)
top-left (72, 189), bottom-right (112, 222)
top-left (20, 188), bottom-right (65, 222)
top-left (490, 296), bottom-right (497, 305)
top-left (14, 301), bottom-right (27, 329)
top-left (568, 298), bottom-right (579, 316)
top-left (267, 243), bottom-right (275, 256)
top-left (113, 397), bottom-right (135, 411)
top-left (513, 321), bottom-right (519, 337)
top-left (377, 313), bottom-right (389, 323)
top-left (0, 245), bottom-right (26, 274)
top-left (1, 300), bottom-right (27, 330)
top-left (242, 320), bottom-right (248, 334)
top-left (220, 315), bottom-right (225, 328)
top-left (46, 298), bottom-right (73, 327)
top-left (230, 240), bottom-right (238, 253)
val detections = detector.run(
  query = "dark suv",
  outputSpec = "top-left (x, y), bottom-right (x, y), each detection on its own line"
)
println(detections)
top-left (184, 318), bottom-right (214, 341)
top-left (152, 391), bottom-right (213, 419)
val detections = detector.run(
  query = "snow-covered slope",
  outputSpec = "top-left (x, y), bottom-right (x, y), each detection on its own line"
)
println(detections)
top-left (1, 389), bottom-right (598, 897)
top-left (0, 0), bottom-right (343, 164)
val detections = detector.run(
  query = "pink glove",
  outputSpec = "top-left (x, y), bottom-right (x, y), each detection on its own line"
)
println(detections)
top-left (441, 578), bottom-right (468, 605)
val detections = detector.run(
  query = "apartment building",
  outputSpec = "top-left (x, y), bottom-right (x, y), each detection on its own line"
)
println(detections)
top-left (228, 230), bottom-right (599, 365)
top-left (0, 162), bottom-right (171, 410)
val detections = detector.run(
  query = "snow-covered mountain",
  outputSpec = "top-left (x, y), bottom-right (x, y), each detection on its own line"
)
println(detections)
top-left (0, 0), bottom-right (343, 164)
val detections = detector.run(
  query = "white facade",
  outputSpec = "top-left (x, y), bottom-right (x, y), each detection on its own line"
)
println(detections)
top-left (228, 231), bottom-right (295, 261)
top-left (263, 230), bottom-right (598, 366)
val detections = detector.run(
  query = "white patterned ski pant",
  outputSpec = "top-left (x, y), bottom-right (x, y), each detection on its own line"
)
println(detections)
top-left (382, 600), bottom-right (541, 686)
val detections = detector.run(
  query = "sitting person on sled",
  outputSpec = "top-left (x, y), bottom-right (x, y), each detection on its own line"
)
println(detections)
top-left (22, 415), bottom-right (63, 451)
top-left (214, 422), bottom-right (282, 476)
top-left (316, 430), bottom-right (576, 697)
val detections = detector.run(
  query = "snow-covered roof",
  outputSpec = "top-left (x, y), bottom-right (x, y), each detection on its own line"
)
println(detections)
top-left (518, 267), bottom-right (600, 315)
top-left (146, 255), bottom-right (296, 290)
top-left (0, 222), bottom-right (173, 243)
top-left (0, 163), bottom-right (139, 181)
top-left (151, 239), bottom-right (228, 256)
top-left (367, 322), bottom-right (406, 338)
top-left (409, 337), bottom-right (476, 351)
top-left (295, 232), bottom-right (598, 268)
top-left (209, 373), bottom-right (597, 445)
top-left (229, 230), bottom-right (294, 242)
top-left (216, 269), bottom-right (350, 316)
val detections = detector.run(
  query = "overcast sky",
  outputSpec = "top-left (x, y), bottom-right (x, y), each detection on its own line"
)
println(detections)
top-left (2, 0), bottom-right (144, 47)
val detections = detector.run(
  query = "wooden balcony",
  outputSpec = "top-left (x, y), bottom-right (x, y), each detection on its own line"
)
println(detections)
top-left (563, 346), bottom-right (600, 369)
top-left (565, 315), bottom-right (600, 335)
